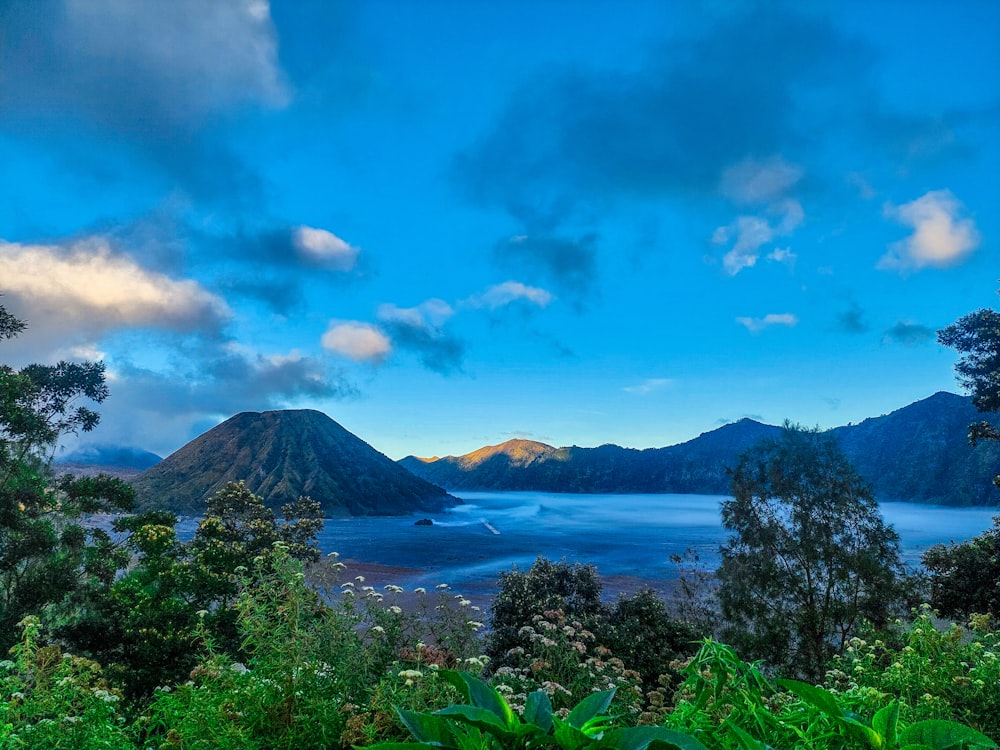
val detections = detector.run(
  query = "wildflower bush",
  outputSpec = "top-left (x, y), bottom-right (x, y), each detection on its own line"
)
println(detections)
top-left (489, 608), bottom-right (645, 721)
top-left (0, 616), bottom-right (134, 750)
top-left (137, 544), bottom-right (490, 749)
top-left (665, 638), bottom-right (998, 750)
top-left (487, 557), bottom-right (702, 707)
top-left (826, 607), bottom-right (1000, 739)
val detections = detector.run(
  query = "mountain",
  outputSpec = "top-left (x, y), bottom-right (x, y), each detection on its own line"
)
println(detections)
top-left (833, 391), bottom-right (1000, 505)
top-left (401, 393), bottom-right (1000, 506)
top-left (132, 409), bottom-right (457, 516)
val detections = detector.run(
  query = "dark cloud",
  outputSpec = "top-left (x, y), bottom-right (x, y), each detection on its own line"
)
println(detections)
top-left (454, 6), bottom-right (870, 215)
top-left (453, 5), bottom-right (876, 295)
top-left (0, 0), bottom-right (286, 128)
top-left (837, 303), bottom-right (870, 334)
top-left (93, 347), bottom-right (356, 454)
top-left (380, 320), bottom-right (465, 375)
top-left (215, 276), bottom-right (303, 316)
top-left (0, 0), bottom-right (284, 205)
top-left (882, 321), bottom-right (934, 346)
top-left (494, 233), bottom-right (597, 297)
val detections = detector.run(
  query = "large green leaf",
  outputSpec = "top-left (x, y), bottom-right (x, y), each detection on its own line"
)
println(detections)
top-left (525, 690), bottom-right (555, 733)
top-left (438, 705), bottom-right (515, 738)
top-left (395, 708), bottom-right (458, 748)
top-left (724, 722), bottom-right (781, 750)
top-left (441, 670), bottom-right (518, 730)
top-left (599, 726), bottom-right (711, 750)
top-left (899, 720), bottom-right (998, 750)
top-left (776, 679), bottom-right (844, 719)
top-left (566, 689), bottom-right (616, 730)
top-left (872, 703), bottom-right (899, 749)
top-left (554, 716), bottom-right (595, 750)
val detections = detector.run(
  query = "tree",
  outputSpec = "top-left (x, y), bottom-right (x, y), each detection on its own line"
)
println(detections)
top-left (923, 299), bottom-right (1000, 618)
top-left (66, 482), bottom-right (325, 698)
top-left (922, 520), bottom-right (1000, 619)
top-left (938, 305), bottom-right (1000, 488)
top-left (717, 425), bottom-right (905, 680)
top-left (0, 303), bottom-right (136, 652)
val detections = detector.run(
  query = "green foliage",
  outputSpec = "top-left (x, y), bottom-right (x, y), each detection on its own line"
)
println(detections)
top-left (488, 558), bottom-right (701, 716)
top-left (826, 608), bottom-right (1000, 739)
top-left (666, 639), bottom-right (998, 750)
top-left (489, 557), bottom-right (605, 665)
top-left (782, 677), bottom-right (997, 750)
top-left (664, 640), bottom-right (833, 750)
top-left (489, 607), bottom-right (645, 722)
top-left (938, 303), bottom-right (1000, 488)
top-left (142, 547), bottom-right (351, 749)
top-left (921, 517), bottom-right (1000, 620)
top-left (369, 668), bottom-right (709, 750)
top-left (718, 425), bottom-right (906, 680)
top-left (0, 616), bottom-right (135, 750)
top-left (605, 589), bottom-right (701, 689)
top-left (0, 304), bottom-right (136, 654)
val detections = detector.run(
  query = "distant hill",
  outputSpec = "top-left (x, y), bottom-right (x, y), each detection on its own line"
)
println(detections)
top-left (400, 392), bottom-right (1000, 506)
top-left (57, 444), bottom-right (162, 470)
top-left (54, 444), bottom-right (163, 481)
top-left (132, 409), bottom-right (457, 516)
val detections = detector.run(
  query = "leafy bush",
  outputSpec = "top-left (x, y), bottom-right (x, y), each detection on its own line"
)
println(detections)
top-left (826, 607), bottom-right (1000, 739)
top-left (665, 637), bottom-right (998, 750)
top-left (488, 557), bottom-right (604, 667)
top-left (605, 588), bottom-right (701, 688)
top-left (368, 668), bottom-right (708, 750)
top-left (0, 616), bottom-right (135, 750)
top-left (489, 608), bottom-right (645, 722)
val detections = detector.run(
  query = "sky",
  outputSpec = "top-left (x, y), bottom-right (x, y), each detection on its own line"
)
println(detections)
top-left (0, 0), bottom-right (998, 461)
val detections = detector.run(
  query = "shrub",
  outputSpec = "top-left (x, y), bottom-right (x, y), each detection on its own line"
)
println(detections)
top-left (0, 616), bottom-right (135, 750)
top-left (826, 607), bottom-right (1000, 739)
top-left (489, 608), bottom-right (645, 722)
top-left (488, 557), bottom-right (604, 667)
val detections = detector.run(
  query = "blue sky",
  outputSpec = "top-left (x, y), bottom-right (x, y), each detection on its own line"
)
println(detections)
top-left (1, 0), bottom-right (997, 460)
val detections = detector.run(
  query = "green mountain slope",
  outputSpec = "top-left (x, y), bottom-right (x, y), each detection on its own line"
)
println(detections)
top-left (132, 409), bottom-right (457, 516)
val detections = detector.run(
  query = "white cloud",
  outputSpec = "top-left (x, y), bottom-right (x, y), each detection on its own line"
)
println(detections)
top-left (292, 226), bottom-right (359, 270)
top-left (720, 156), bottom-right (803, 205)
top-left (721, 216), bottom-right (773, 275)
top-left (465, 281), bottom-right (554, 310)
top-left (736, 313), bottom-right (798, 334)
top-left (878, 190), bottom-right (980, 272)
top-left (767, 247), bottom-right (796, 264)
top-left (623, 378), bottom-right (673, 396)
top-left (0, 238), bottom-right (229, 332)
top-left (321, 321), bottom-right (392, 363)
top-left (716, 156), bottom-right (805, 275)
top-left (377, 299), bottom-right (454, 329)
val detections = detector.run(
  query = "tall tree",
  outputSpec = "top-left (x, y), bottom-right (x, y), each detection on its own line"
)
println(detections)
top-left (922, 297), bottom-right (1000, 618)
top-left (0, 303), bottom-right (135, 651)
top-left (938, 303), bottom-right (1000, 488)
top-left (718, 425), bottom-right (905, 680)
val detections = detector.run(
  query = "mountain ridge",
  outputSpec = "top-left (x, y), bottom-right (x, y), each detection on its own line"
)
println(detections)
top-left (400, 392), bottom-right (1000, 506)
